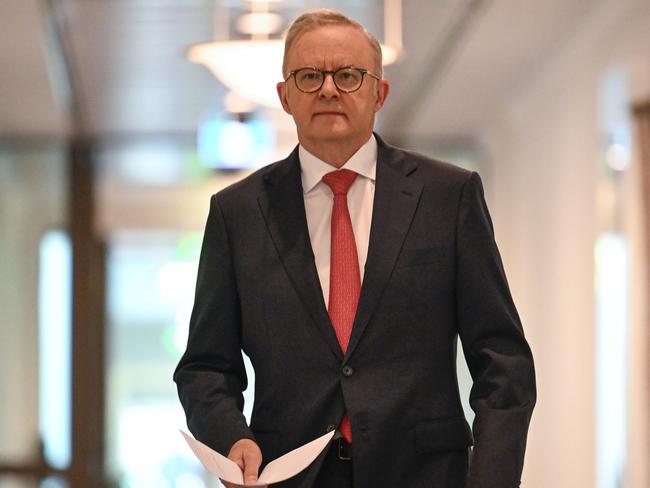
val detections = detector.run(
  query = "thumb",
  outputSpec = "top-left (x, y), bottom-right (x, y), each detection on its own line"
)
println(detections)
top-left (242, 446), bottom-right (262, 485)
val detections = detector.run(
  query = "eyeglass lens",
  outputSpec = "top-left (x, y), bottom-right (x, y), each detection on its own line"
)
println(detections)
top-left (295, 68), bottom-right (363, 92)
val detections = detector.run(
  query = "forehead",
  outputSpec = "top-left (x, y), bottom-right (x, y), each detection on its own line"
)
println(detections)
top-left (287, 25), bottom-right (375, 69)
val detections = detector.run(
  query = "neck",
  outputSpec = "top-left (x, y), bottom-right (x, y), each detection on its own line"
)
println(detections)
top-left (299, 134), bottom-right (371, 168)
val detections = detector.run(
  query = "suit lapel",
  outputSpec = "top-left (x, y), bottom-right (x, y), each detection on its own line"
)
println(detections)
top-left (257, 148), bottom-right (343, 361)
top-left (345, 137), bottom-right (423, 360)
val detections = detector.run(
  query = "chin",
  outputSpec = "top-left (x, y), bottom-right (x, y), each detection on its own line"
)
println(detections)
top-left (313, 132), bottom-right (353, 143)
top-left (310, 124), bottom-right (352, 140)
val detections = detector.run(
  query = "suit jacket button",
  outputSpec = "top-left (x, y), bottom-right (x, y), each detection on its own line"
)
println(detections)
top-left (342, 366), bottom-right (354, 377)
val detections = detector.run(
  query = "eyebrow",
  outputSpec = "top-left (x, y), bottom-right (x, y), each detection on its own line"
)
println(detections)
top-left (292, 64), bottom-right (360, 71)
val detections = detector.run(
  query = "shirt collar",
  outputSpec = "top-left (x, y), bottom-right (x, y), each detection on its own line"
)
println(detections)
top-left (299, 134), bottom-right (377, 194)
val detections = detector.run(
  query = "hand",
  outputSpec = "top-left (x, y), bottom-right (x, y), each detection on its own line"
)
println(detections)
top-left (221, 438), bottom-right (267, 488)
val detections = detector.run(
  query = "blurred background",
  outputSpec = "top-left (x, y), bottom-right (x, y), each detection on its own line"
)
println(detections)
top-left (1, 0), bottom-right (649, 487)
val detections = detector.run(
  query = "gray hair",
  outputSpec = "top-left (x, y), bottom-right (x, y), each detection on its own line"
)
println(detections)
top-left (282, 9), bottom-right (383, 78)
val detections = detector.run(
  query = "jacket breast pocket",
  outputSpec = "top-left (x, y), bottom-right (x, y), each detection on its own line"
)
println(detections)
top-left (414, 416), bottom-right (474, 454)
top-left (396, 246), bottom-right (441, 268)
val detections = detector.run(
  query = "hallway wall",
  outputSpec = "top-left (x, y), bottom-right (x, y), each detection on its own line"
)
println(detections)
top-left (479, 0), bottom-right (650, 485)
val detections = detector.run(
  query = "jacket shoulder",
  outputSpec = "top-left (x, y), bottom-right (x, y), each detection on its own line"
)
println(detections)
top-left (381, 140), bottom-right (474, 188)
top-left (210, 147), bottom-right (298, 209)
top-left (215, 161), bottom-right (277, 200)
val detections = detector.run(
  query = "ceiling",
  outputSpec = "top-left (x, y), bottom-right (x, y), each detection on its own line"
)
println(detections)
top-left (0, 0), bottom-right (606, 143)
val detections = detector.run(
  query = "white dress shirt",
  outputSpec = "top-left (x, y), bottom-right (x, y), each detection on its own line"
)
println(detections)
top-left (299, 135), bottom-right (377, 308)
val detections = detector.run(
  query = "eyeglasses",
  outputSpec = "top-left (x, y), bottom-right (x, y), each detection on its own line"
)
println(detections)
top-left (285, 66), bottom-right (381, 93)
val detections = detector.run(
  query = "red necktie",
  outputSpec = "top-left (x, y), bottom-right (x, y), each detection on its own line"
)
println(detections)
top-left (322, 169), bottom-right (360, 443)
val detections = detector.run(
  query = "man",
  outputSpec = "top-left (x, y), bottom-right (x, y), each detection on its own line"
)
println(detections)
top-left (174, 9), bottom-right (536, 488)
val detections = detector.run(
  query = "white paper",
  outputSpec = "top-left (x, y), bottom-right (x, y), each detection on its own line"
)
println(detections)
top-left (181, 429), bottom-right (335, 486)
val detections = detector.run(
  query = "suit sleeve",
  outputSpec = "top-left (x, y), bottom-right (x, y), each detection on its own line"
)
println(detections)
top-left (455, 172), bottom-right (536, 488)
top-left (173, 194), bottom-right (254, 455)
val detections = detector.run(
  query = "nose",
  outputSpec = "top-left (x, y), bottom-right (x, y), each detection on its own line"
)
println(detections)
top-left (318, 73), bottom-right (340, 99)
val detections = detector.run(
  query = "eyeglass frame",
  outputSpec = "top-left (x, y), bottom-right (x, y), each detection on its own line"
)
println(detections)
top-left (284, 66), bottom-right (382, 93)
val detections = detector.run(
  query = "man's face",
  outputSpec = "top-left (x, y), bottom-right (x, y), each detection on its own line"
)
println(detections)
top-left (277, 25), bottom-right (389, 151)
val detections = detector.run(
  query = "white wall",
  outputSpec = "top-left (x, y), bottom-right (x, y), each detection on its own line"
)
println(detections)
top-left (479, 0), bottom-right (650, 486)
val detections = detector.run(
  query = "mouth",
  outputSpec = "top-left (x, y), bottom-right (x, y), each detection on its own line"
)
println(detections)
top-left (313, 111), bottom-right (346, 117)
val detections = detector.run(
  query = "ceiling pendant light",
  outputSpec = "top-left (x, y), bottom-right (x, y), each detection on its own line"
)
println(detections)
top-left (188, 0), bottom-right (403, 109)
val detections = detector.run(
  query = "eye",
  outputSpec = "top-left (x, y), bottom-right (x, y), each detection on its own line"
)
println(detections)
top-left (298, 70), bottom-right (321, 82)
top-left (335, 69), bottom-right (361, 86)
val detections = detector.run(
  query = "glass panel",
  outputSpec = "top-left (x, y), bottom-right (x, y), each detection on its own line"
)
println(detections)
top-left (38, 230), bottom-right (72, 470)
top-left (40, 477), bottom-right (69, 488)
top-left (595, 233), bottom-right (628, 487)
top-left (0, 144), bottom-right (68, 467)
top-left (595, 67), bottom-right (632, 488)
top-left (105, 230), bottom-right (225, 487)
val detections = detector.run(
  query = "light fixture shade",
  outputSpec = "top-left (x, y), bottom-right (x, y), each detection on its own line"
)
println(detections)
top-left (380, 44), bottom-right (399, 65)
top-left (189, 40), bottom-right (285, 108)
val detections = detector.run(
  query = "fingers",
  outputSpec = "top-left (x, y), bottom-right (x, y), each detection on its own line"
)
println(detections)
top-left (222, 482), bottom-right (266, 488)
top-left (242, 446), bottom-right (262, 485)
top-left (226, 438), bottom-right (266, 487)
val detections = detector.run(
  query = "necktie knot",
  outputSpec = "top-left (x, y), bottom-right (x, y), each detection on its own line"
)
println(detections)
top-left (322, 169), bottom-right (358, 195)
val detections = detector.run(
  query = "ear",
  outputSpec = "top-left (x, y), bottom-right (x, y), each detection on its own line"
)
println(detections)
top-left (276, 82), bottom-right (292, 115)
top-left (373, 79), bottom-right (390, 113)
